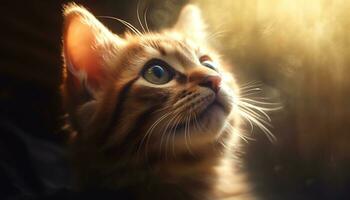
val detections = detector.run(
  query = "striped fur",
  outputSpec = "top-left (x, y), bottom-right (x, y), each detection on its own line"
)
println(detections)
top-left (61, 3), bottom-right (254, 200)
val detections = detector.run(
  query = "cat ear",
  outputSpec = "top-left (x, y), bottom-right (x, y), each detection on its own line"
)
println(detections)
top-left (62, 4), bottom-right (124, 93)
top-left (172, 4), bottom-right (206, 42)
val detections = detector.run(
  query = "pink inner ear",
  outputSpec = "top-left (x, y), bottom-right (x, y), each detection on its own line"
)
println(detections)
top-left (64, 15), bottom-right (103, 89)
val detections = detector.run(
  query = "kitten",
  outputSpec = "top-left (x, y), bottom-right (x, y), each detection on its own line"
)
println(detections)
top-left (61, 3), bottom-right (264, 200)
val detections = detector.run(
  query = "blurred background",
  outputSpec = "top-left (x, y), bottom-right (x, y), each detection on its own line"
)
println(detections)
top-left (1, 0), bottom-right (349, 199)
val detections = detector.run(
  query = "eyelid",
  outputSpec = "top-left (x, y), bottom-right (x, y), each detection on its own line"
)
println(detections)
top-left (199, 55), bottom-right (219, 72)
top-left (199, 55), bottom-right (212, 63)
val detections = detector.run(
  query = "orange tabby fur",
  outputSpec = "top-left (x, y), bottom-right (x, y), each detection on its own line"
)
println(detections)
top-left (61, 3), bottom-right (255, 200)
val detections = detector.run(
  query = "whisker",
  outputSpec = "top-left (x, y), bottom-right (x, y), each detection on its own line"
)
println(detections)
top-left (159, 112), bottom-right (178, 159)
top-left (137, 111), bottom-right (171, 159)
top-left (239, 80), bottom-right (262, 87)
top-left (238, 109), bottom-right (277, 142)
top-left (231, 83), bottom-right (282, 142)
top-left (207, 30), bottom-right (229, 41)
top-left (98, 16), bottom-right (142, 36)
top-left (238, 103), bottom-right (272, 122)
top-left (161, 111), bottom-right (181, 159)
top-left (239, 92), bottom-right (264, 98)
top-left (224, 122), bottom-right (253, 143)
top-left (136, 0), bottom-right (146, 33)
top-left (184, 110), bottom-right (194, 155)
top-left (207, 23), bottom-right (229, 41)
top-left (239, 88), bottom-right (262, 94)
top-left (188, 109), bottom-right (195, 154)
top-left (192, 108), bottom-right (202, 134)
top-left (143, 5), bottom-right (150, 32)
top-left (239, 98), bottom-right (282, 106)
top-left (170, 113), bottom-right (183, 158)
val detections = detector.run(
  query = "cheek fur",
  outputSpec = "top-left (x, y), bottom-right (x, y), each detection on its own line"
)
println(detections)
top-left (132, 84), bottom-right (171, 103)
top-left (105, 85), bottom-right (172, 146)
top-left (139, 85), bottom-right (234, 150)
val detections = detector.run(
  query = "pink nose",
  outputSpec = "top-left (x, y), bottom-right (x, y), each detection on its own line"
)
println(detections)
top-left (199, 75), bottom-right (222, 93)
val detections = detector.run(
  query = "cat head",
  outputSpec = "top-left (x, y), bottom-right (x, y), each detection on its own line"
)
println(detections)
top-left (62, 3), bottom-right (239, 156)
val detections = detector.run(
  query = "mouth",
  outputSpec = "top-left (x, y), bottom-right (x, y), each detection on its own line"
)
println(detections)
top-left (198, 100), bottom-right (226, 119)
top-left (173, 100), bottom-right (227, 133)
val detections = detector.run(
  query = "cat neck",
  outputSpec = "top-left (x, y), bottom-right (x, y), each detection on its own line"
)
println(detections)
top-left (72, 139), bottom-right (226, 200)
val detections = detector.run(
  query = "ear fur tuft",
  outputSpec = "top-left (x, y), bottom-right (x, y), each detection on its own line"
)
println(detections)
top-left (173, 4), bottom-right (207, 42)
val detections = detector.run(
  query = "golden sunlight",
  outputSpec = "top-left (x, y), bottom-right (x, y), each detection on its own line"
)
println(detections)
top-left (193, 0), bottom-right (349, 81)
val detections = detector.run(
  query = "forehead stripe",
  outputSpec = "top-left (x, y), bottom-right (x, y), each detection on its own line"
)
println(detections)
top-left (148, 40), bottom-right (195, 65)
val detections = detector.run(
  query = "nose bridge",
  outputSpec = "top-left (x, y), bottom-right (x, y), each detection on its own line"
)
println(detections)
top-left (188, 67), bottom-right (222, 93)
top-left (188, 67), bottom-right (217, 83)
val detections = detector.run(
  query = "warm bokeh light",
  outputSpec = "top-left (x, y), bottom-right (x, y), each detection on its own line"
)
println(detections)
top-left (189, 0), bottom-right (350, 198)
top-left (193, 0), bottom-right (349, 81)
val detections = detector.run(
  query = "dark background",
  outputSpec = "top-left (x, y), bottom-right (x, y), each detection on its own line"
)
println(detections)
top-left (0, 0), bottom-right (187, 199)
top-left (1, 0), bottom-right (350, 200)
top-left (0, 0), bottom-right (187, 142)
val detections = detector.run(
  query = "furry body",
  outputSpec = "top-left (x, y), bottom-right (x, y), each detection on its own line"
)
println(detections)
top-left (61, 4), bottom-right (262, 199)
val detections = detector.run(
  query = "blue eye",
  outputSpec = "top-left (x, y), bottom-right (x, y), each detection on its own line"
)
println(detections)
top-left (151, 65), bottom-right (164, 78)
top-left (142, 59), bottom-right (173, 84)
top-left (201, 60), bottom-right (217, 71)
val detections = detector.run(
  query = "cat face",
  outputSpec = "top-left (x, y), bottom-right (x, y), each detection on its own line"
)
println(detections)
top-left (62, 4), bottom-right (238, 155)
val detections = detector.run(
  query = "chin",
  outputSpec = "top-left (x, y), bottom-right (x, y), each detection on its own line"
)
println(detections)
top-left (199, 101), bottom-right (228, 131)
top-left (151, 87), bottom-right (234, 153)
top-left (172, 101), bottom-right (230, 150)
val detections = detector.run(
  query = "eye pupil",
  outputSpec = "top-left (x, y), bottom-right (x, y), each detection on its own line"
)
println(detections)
top-left (151, 65), bottom-right (164, 79)
top-left (202, 61), bottom-right (216, 70)
top-left (142, 59), bottom-right (173, 85)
